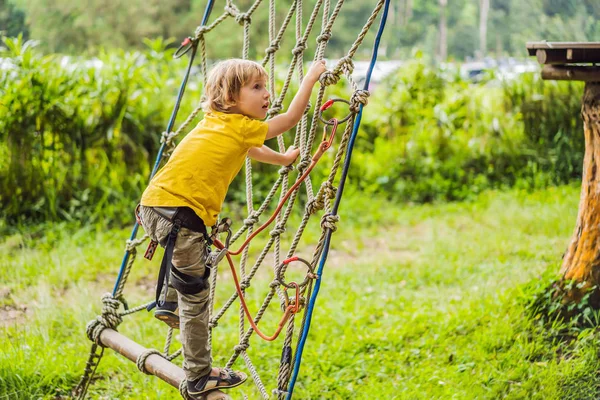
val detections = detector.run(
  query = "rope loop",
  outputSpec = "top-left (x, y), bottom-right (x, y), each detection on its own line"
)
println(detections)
top-left (350, 89), bottom-right (370, 113)
top-left (136, 349), bottom-right (162, 374)
top-left (85, 293), bottom-right (123, 345)
top-left (320, 213), bottom-right (340, 232)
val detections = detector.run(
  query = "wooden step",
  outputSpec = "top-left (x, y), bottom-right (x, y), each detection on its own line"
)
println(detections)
top-left (99, 328), bottom-right (232, 400)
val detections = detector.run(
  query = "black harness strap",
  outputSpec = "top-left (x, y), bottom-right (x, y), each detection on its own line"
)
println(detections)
top-left (155, 220), bottom-right (181, 306)
top-left (153, 207), bottom-right (212, 306)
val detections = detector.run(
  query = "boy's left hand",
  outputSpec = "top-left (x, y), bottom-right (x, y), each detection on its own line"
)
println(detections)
top-left (282, 146), bottom-right (300, 166)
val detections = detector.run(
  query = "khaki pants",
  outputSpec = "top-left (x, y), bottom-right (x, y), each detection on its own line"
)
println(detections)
top-left (138, 205), bottom-right (212, 380)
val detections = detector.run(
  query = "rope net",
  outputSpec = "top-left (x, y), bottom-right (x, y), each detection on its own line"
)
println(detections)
top-left (76, 0), bottom-right (387, 398)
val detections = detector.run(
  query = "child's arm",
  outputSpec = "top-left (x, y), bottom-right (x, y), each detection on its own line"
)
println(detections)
top-left (266, 61), bottom-right (327, 140)
top-left (248, 145), bottom-right (300, 166)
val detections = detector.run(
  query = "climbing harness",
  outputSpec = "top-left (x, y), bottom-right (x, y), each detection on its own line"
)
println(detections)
top-left (74, 0), bottom-right (390, 398)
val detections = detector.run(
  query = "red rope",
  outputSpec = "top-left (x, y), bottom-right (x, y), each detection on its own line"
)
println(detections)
top-left (217, 117), bottom-right (339, 341)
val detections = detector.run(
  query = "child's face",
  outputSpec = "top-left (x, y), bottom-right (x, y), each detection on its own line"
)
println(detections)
top-left (234, 76), bottom-right (270, 119)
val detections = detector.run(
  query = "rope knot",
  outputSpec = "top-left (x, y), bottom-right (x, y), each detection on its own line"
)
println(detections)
top-left (136, 349), bottom-right (162, 374)
top-left (320, 213), bottom-right (340, 232)
top-left (225, 4), bottom-right (241, 18)
top-left (240, 279), bottom-right (251, 290)
top-left (160, 131), bottom-right (177, 146)
top-left (279, 165), bottom-right (294, 175)
top-left (209, 319), bottom-right (218, 329)
top-left (322, 181), bottom-right (337, 199)
top-left (270, 224), bottom-right (286, 238)
top-left (194, 26), bottom-right (209, 39)
top-left (235, 12), bottom-right (251, 25)
top-left (291, 41), bottom-right (306, 56)
top-left (85, 293), bottom-right (123, 345)
top-left (336, 56), bottom-right (355, 75)
top-left (316, 31), bottom-right (332, 43)
top-left (234, 342), bottom-right (250, 352)
top-left (244, 211), bottom-right (260, 227)
top-left (319, 71), bottom-right (339, 87)
top-left (350, 89), bottom-right (370, 113)
top-left (267, 100), bottom-right (283, 116)
top-left (270, 280), bottom-right (281, 289)
top-left (306, 197), bottom-right (324, 215)
top-left (265, 41), bottom-right (280, 55)
top-left (125, 234), bottom-right (148, 252)
top-left (296, 157), bottom-right (312, 174)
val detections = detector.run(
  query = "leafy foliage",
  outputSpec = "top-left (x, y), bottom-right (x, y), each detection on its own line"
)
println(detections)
top-left (352, 56), bottom-right (583, 202)
top-left (0, 38), bottom-right (587, 228)
top-left (5, 0), bottom-right (600, 60)
top-left (0, 36), bottom-right (203, 226)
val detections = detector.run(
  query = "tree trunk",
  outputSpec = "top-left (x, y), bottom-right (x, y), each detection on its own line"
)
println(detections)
top-left (478, 0), bottom-right (490, 60)
top-left (561, 82), bottom-right (600, 300)
top-left (437, 0), bottom-right (447, 63)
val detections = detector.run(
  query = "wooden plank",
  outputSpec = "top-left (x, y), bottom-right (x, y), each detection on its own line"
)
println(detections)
top-left (541, 65), bottom-right (600, 82)
top-left (535, 48), bottom-right (600, 65)
top-left (99, 329), bottom-right (231, 400)
top-left (527, 41), bottom-right (600, 56)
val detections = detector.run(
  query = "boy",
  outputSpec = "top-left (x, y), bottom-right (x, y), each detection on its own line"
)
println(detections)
top-left (137, 58), bottom-right (326, 397)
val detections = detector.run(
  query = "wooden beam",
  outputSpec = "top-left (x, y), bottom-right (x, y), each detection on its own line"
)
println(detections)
top-left (541, 65), bottom-right (600, 82)
top-left (99, 329), bottom-right (231, 400)
top-left (527, 41), bottom-right (600, 56)
top-left (535, 48), bottom-right (600, 65)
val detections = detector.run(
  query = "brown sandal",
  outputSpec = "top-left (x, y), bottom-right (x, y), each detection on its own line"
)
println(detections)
top-left (188, 368), bottom-right (248, 396)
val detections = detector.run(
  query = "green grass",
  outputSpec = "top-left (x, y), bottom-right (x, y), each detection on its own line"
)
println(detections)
top-left (2, 185), bottom-right (600, 399)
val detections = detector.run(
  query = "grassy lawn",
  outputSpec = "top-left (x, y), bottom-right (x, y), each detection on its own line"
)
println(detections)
top-left (2, 184), bottom-right (600, 399)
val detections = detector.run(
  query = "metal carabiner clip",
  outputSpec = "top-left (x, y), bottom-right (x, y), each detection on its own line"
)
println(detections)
top-left (174, 37), bottom-right (196, 59)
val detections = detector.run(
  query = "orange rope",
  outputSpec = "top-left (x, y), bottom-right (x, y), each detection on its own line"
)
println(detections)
top-left (217, 117), bottom-right (339, 341)
top-left (228, 118), bottom-right (339, 256)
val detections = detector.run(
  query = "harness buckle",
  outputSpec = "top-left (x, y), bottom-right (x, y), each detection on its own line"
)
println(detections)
top-left (144, 240), bottom-right (158, 261)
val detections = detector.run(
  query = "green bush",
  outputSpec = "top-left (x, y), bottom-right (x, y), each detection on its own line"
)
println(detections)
top-left (352, 56), bottom-right (584, 202)
top-left (0, 36), bottom-right (203, 226)
top-left (0, 38), bottom-right (587, 228)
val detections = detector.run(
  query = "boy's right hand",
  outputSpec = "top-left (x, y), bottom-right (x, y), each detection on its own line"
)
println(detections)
top-left (282, 146), bottom-right (301, 166)
top-left (306, 60), bottom-right (327, 83)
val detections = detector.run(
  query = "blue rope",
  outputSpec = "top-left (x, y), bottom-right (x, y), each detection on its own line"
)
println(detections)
top-left (112, 0), bottom-right (216, 297)
top-left (285, 1), bottom-right (391, 397)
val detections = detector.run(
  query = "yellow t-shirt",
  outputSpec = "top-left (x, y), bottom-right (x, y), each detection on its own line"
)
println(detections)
top-left (140, 111), bottom-right (268, 226)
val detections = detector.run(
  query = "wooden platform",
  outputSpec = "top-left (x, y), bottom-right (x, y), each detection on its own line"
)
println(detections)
top-left (526, 42), bottom-right (600, 65)
top-left (100, 329), bottom-right (231, 400)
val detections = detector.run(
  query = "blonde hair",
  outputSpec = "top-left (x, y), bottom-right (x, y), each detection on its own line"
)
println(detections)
top-left (201, 59), bottom-right (268, 113)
